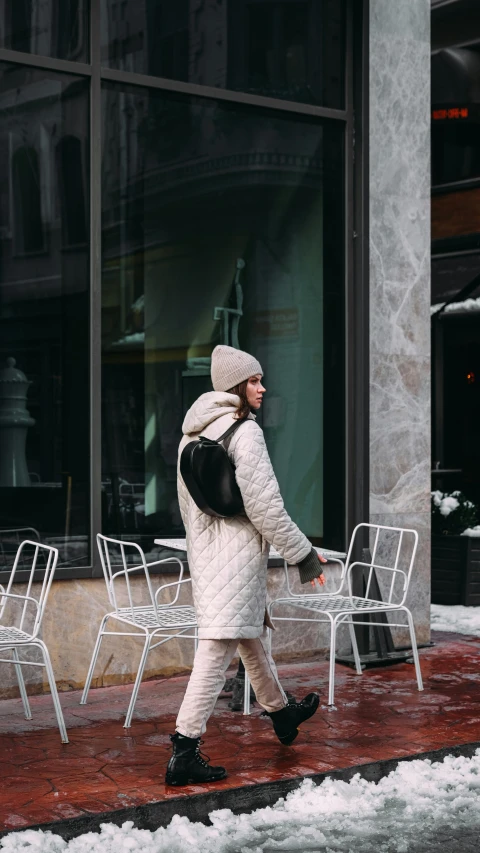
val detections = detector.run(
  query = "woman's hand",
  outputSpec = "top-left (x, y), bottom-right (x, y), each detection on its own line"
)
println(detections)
top-left (310, 553), bottom-right (328, 588)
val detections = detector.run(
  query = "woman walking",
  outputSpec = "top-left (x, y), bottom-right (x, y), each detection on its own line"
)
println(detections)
top-left (166, 344), bottom-right (327, 786)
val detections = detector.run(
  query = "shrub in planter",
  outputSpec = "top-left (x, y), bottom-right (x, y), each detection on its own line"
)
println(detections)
top-left (431, 491), bottom-right (480, 606)
top-left (431, 490), bottom-right (478, 536)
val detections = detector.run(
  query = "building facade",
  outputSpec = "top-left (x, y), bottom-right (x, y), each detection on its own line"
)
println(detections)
top-left (0, 0), bottom-right (430, 695)
top-left (431, 0), bottom-right (480, 514)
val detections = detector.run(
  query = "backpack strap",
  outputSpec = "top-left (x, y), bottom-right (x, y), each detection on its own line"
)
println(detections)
top-left (217, 417), bottom-right (250, 444)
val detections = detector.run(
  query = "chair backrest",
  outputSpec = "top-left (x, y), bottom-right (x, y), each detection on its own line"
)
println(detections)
top-left (281, 551), bottom-right (347, 598)
top-left (345, 523), bottom-right (418, 606)
top-left (0, 528), bottom-right (41, 572)
top-left (97, 534), bottom-right (157, 618)
top-left (119, 483), bottom-right (144, 501)
top-left (0, 540), bottom-right (58, 638)
top-left (96, 534), bottom-right (189, 626)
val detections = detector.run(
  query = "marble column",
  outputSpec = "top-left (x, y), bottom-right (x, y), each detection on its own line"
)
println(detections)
top-left (369, 0), bottom-right (431, 643)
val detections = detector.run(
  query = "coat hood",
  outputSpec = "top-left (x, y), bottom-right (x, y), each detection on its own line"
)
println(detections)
top-left (182, 391), bottom-right (255, 435)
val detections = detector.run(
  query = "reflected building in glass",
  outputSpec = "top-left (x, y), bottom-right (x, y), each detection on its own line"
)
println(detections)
top-left (97, 0), bottom-right (347, 550)
top-left (101, 85), bottom-right (344, 547)
top-left (0, 0), bottom-right (432, 674)
top-left (100, 0), bottom-right (344, 107)
top-left (0, 62), bottom-right (90, 568)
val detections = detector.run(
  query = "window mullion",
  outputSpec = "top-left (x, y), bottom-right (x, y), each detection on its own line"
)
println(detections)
top-left (90, 0), bottom-right (103, 576)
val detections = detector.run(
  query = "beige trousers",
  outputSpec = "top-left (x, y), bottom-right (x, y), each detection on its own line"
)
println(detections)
top-left (176, 627), bottom-right (287, 739)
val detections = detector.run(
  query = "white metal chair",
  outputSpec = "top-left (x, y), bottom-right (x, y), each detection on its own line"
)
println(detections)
top-left (81, 534), bottom-right (198, 727)
top-left (0, 527), bottom-right (41, 571)
top-left (243, 523), bottom-right (423, 712)
top-left (0, 540), bottom-right (68, 743)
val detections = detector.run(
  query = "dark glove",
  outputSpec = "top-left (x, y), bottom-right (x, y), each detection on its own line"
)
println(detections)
top-left (298, 547), bottom-right (325, 584)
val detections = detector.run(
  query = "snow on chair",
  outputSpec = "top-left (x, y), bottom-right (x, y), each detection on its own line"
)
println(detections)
top-left (0, 540), bottom-right (68, 742)
top-left (243, 523), bottom-right (423, 713)
top-left (81, 534), bottom-right (198, 727)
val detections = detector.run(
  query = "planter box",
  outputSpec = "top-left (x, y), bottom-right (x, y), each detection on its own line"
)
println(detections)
top-left (432, 534), bottom-right (480, 606)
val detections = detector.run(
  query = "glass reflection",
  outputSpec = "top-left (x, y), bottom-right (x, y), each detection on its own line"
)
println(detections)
top-left (101, 84), bottom-right (345, 549)
top-left (1, 0), bottom-right (88, 62)
top-left (0, 64), bottom-right (90, 570)
top-left (101, 0), bottom-right (345, 109)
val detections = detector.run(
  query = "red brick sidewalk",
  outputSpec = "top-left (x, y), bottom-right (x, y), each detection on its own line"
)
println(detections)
top-left (1, 631), bottom-right (480, 834)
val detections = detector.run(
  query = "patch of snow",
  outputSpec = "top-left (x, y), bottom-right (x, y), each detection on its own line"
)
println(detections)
top-left (438, 496), bottom-right (459, 516)
top-left (110, 332), bottom-right (145, 348)
top-left (462, 526), bottom-right (480, 538)
top-left (445, 296), bottom-right (480, 313)
top-left (5, 752), bottom-right (480, 852)
top-left (431, 603), bottom-right (480, 636)
top-left (431, 297), bottom-right (480, 315)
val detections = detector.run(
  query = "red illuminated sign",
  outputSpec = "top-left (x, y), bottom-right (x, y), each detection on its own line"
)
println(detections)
top-left (432, 107), bottom-right (469, 120)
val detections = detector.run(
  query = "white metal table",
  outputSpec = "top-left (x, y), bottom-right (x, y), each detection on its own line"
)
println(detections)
top-left (154, 538), bottom-right (345, 562)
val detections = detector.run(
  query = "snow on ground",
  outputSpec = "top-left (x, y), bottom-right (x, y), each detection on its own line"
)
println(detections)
top-left (4, 751), bottom-right (480, 853)
top-left (431, 604), bottom-right (480, 637)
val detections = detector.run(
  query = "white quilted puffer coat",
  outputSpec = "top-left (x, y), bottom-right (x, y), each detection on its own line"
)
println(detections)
top-left (177, 392), bottom-right (312, 639)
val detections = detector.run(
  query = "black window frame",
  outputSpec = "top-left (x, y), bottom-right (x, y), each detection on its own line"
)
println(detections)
top-left (0, 0), bottom-right (369, 580)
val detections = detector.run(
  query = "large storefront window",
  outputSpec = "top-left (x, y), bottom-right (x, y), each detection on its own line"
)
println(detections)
top-left (432, 9), bottom-right (480, 513)
top-left (100, 0), bottom-right (345, 109)
top-left (0, 1), bottom-right (355, 573)
top-left (0, 0), bottom-right (88, 62)
top-left (0, 64), bottom-right (90, 571)
top-left (101, 85), bottom-right (345, 550)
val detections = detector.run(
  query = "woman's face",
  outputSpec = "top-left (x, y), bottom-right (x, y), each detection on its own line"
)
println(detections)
top-left (246, 374), bottom-right (266, 410)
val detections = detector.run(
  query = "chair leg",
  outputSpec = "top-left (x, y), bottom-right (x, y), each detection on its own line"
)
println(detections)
top-left (405, 608), bottom-right (424, 692)
top-left (242, 621), bottom-right (273, 716)
top-left (243, 671), bottom-right (251, 716)
top-left (328, 618), bottom-right (337, 706)
top-left (266, 623), bottom-right (273, 654)
top-left (35, 641), bottom-right (69, 744)
top-left (347, 617), bottom-right (363, 675)
top-left (124, 633), bottom-right (151, 729)
top-left (12, 648), bottom-right (32, 720)
top-left (242, 622), bottom-right (274, 715)
top-left (80, 615), bottom-right (109, 705)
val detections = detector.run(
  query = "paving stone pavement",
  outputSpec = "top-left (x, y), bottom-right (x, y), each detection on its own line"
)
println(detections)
top-left (0, 630), bottom-right (480, 836)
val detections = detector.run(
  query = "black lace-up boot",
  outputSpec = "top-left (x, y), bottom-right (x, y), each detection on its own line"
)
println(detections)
top-left (266, 692), bottom-right (320, 745)
top-left (165, 733), bottom-right (227, 786)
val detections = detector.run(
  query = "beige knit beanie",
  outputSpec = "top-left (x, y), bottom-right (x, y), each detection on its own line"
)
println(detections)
top-left (211, 345), bottom-right (263, 392)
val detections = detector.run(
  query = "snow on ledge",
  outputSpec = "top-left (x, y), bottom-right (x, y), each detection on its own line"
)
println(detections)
top-left (431, 297), bottom-right (480, 316)
top-left (4, 752), bottom-right (480, 851)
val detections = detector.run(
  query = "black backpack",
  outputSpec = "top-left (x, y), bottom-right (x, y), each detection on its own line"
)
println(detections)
top-left (180, 418), bottom-right (248, 518)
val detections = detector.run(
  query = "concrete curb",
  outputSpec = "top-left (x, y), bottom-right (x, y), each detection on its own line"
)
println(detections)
top-left (2, 740), bottom-right (480, 841)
